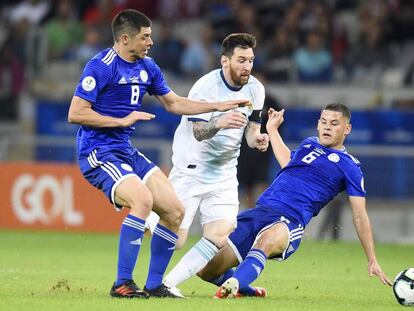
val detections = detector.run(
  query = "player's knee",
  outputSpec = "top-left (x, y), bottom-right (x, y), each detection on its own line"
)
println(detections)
top-left (203, 233), bottom-right (229, 249)
top-left (129, 192), bottom-right (153, 217)
top-left (255, 233), bottom-right (287, 257)
top-left (203, 226), bottom-right (234, 248)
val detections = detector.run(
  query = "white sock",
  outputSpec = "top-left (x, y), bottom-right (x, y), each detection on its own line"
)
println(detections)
top-left (164, 237), bottom-right (219, 287)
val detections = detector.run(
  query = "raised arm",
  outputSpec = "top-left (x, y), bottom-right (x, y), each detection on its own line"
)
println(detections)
top-left (68, 96), bottom-right (155, 127)
top-left (265, 108), bottom-right (291, 168)
top-left (154, 91), bottom-right (250, 115)
top-left (349, 196), bottom-right (392, 286)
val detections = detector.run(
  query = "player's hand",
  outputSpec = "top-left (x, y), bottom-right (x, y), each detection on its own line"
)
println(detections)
top-left (215, 99), bottom-right (251, 112)
top-left (266, 108), bottom-right (285, 132)
top-left (216, 111), bottom-right (247, 129)
top-left (368, 259), bottom-right (392, 286)
top-left (255, 133), bottom-right (269, 152)
top-left (120, 111), bottom-right (155, 127)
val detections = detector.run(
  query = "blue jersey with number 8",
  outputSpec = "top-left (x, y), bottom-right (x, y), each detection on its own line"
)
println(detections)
top-left (73, 48), bottom-right (171, 157)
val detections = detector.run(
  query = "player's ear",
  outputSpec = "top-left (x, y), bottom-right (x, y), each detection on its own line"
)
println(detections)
top-left (344, 123), bottom-right (352, 135)
top-left (120, 33), bottom-right (129, 45)
top-left (221, 55), bottom-right (229, 67)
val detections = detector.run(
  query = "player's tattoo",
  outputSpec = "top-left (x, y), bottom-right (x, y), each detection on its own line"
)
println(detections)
top-left (193, 117), bottom-right (220, 141)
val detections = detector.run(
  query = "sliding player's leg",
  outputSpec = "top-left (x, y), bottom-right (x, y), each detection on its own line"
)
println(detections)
top-left (220, 222), bottom-right (289, 297)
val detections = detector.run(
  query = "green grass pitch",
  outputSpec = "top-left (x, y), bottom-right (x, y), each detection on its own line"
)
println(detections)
top-left (0, 230), bottom-right (412, 311)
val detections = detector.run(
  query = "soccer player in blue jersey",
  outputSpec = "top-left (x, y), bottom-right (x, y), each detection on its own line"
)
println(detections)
top-left (67, 9), bottom-right (249, 299)
top-left (195, 103), bottom-right (392, 298)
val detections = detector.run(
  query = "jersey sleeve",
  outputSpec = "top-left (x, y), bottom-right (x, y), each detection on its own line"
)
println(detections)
top-left (249, 79), bottom-right (265, 123)
top-left (186, 76), bottom-right (214, 122)
top-left (344, 159), bottom-right (366, 197)
top-left (146, 59), bottom-right (171, 96)
top-left (74, 58), bottom-right (111, 104)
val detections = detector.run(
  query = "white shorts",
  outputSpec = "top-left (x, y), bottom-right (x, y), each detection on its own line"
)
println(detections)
top-left (179, 186), bottom-right (239, 229)
top-left (145, 172), bottom-right (239, 231)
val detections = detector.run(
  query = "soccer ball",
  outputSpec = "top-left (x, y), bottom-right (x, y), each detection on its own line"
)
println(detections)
top-left (393, 268), bottom-right (414, 306)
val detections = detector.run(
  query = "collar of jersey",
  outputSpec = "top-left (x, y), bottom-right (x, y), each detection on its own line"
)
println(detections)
top-left (220, 70), bottom-right (242, 92)
top-left (111, 47), bottom-right (142, 64)
top-left (315, 137), bottom-right (347, 153)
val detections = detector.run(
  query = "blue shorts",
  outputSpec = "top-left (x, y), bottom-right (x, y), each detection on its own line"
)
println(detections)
top-left (228, 204), bottom-right (304, 262)
top-left (78, 148), bottom-right (158, 210)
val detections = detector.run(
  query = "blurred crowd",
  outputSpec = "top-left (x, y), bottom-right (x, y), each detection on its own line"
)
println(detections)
top-left (1, 0), bottom-right (414, 121)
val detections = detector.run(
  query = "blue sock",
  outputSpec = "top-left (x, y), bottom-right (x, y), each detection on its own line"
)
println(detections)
top-left (207, 269), bottom-right (234, 286)
top-left (145, 223), bottom-right (178, 290)
top-left (232, 248), bottom-right (266, 289)
top-left (115, 214), bottom-right (145, 286)
top-left (239, 285), bottom-right (258, 296)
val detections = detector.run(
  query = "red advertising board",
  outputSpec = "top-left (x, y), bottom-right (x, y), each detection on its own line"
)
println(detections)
top-left (0, 163), bottom-right (128, 232)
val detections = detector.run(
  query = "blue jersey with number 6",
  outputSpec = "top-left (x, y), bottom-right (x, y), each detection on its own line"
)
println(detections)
top-left (257, 137), bottom-right (365, 226)
top-left (73, 48), bottom-right (171, 157)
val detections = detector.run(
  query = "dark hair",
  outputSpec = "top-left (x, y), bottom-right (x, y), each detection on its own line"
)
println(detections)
top-left (112, 9), bottom-right (151, 42)
top-left (221, 33), bottom-right (256, 58)
top-left (323, 103), bottom-right (351, 121)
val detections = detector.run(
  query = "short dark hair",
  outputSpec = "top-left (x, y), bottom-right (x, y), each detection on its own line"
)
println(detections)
top-left (323, 103), bottom-right (351, 121)
top-left (221, 33), bottom-right (256, 58)
top-left (112, 9), bottom-right (151, 42)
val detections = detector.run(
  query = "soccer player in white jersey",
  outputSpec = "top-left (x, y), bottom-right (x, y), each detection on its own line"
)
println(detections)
top-left (146, 33), bottom-right (269, 292)
top-left (68, 10), bottom-right (249, 299)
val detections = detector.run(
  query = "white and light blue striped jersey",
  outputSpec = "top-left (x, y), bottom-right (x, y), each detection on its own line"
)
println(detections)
top-left (257, 137), bottom-right (366, 226)
top-left (171, 69), bottom-right (265, 184)
top-left (73, 48), bottom-right (171, 157)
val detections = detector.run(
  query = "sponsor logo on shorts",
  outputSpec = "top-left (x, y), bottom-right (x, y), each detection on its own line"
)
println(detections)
top-left (121, 163), bottom-right (133, 172)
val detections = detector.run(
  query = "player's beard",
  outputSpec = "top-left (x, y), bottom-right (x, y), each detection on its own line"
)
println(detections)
top-left (229, 65), bottom-right (250, 87)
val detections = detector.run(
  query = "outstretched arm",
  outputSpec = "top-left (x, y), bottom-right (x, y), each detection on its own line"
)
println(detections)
top-left (68, 96), bottom-right (155, 127)
top-left (265, 108), bottom-right (290, 168)
top-left (349, 196), bottom-right (392, 286)
top-left (155, 91), bottom-right (250, 115)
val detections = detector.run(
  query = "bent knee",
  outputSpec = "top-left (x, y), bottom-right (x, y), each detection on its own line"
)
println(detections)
top-left (203, 226), bottom-right (234, 248)
top-left (126, 193), bottom-right (153, 217)
top-left (203, 234), bottom-right (229, 249)
top-left (255, 238), bottom-right (285, 256)
top-left (255, 233), bottom-right (289, 257)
